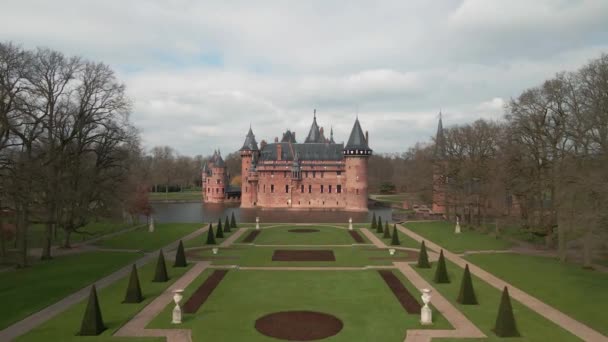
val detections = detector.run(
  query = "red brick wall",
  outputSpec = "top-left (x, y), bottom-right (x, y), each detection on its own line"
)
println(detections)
top-left (240, 151), bottom-right (256, 207)
top-left (204, 165), bottom-right (227, 203)
top-left (344, 156), bottom-right (369, 211)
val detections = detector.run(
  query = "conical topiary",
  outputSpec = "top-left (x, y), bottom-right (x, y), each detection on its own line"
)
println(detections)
top-left (230, 212), bottom-right (237, 229)
top-left (153, 250), bottom-right (169, 282)
top-left (79, 285), bottom-right (106, 335)
top-left (377, 217), bottom-right (383, 233)
top-left (433, 249), bottom-right (450, 283)
top-left (224, 216), bottom-right (230, 233)
top-left (216, 218), bottom-right (224, 238)
top-left (123, 264), bottom-right (143, 303)
top-left (457, 264), bottom-right (478, 305)
top-left (206, 224), bottom-right (216, 245)
top-left (174, 240), bottom-right (187, 267)
top-left (383, 222), bottom-right (391, 238)
top-left (371, 213), bottom-right (377, 230)
top-left (390, 226), bottom-right (400, 245)
top-left (417, 241), bottom-right (431, 268)
top-left (493, 287), bottom-right (520, 337)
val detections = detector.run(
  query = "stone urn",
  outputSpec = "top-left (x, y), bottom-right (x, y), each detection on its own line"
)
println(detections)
top-left (389, 248), bottom-right (396, 256)
top-left (148, 216), bottom-right (155, 233)
top-left (455, 217), bottom-right (461, 234)
top-left (348, 218), bottom-right (353, 230)
top-left (255, 217), bottom-right (260, 230)
top-left (212, 247), bottom-right (219, 255)
top-left (172, 289), bottom-right (184, 324)
top-left (420, 288), bottom-right (432, 325)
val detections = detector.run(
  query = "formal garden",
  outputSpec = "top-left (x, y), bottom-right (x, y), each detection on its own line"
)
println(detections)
top-left (1, 217), bottom-right (606, 342)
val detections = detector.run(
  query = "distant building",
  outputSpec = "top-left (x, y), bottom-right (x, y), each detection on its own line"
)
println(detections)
top-left (239, 112), bottom-right (372, 211)
top-left (202, 150), bottom-right (240, 203)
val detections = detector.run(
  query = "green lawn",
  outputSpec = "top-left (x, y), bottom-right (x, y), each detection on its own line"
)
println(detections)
top-left (148, 269), bottom-right (451, 341)
top-left (405, 221), bottom-right (512, 253)
top-left (465, 253), bottom-right (608, 336)
top-left (414, 260), bottom-right (581, 341)
top-left (149, 191), bottom-right (202, 201)
top-left (94, 223), bottom-right (202, 251)
top-left (187, 245), bottom-right (412, 267)
top-left (235, 225), bottom-right (369, 245)
top-left (16, 257), bottom-right (191, 342)
top-left (0, 251), bottom-right (142, 330)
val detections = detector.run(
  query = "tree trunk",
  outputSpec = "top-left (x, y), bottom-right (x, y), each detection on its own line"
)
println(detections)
top-left (41, 222), bottom-right (53, 260)
top-left (582, 230), bottom-right (593, 268)
top-left (63, 229), bottom-right (72, 249)
top-left (0, 203), bottom-right (5, 259)
top-left (17, 206), bottom-right (29, 268)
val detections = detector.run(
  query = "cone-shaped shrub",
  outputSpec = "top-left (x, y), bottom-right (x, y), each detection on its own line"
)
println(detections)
top-left (383, 222), bottom-right (391, 238)
top-left (457, 264), bottom-right (478, 305)
top-left (417, 241), bottom-right (431, 268)
top-left (371, 213), bottom-right (377, 230)
top-left (390, 226), bottom-right (400, 245)
top-left (152, 250), bottom-right (169, 282)
top-left (230, 212), bottom-right (237, 228)
top-left (224, 216), bottom-right (230, 233)
top-left (123, 264), bottom-right (143, 303)
top-left (174, 240), bottom-right (187, 267)
top-left (206, 224), bottom-right (216, 245)
top-left (493, 287), bottom-right (520, 337)
top-left (79, 285), bottom-right (106, 335)
top-left (433, 250), bottom-right (450, 283)
top-left (216, 219), bottom-right (224, 238)
top-left (377, 217), bottom-right (383, 233)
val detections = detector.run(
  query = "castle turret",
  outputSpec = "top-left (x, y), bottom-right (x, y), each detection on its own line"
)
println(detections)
top-left (343, 117), bottom-right (372, 211)
top-left (432, 113), bottom-right (447, 216)
top-left (204, 150), bottom-right (228, 203)
top-left (240, 127), bottom-right (259, 208)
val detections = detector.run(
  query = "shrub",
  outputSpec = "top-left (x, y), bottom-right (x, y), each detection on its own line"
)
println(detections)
top-left (216, 219), bottom-right (224, 238)
top-left (224, 216), bottom-right (230, 233)
top-left (206, 224), bottom-right (216, 245)
top-left (152, 250), bottom-right (169, 282)
top-left (79, 285), bottom-right (106, 335)
top-left (417, 241), bottom-right (431, 268)
top-left (493, 287), bottom-right (520, 337)
top-left (174, 240), bottom-right (187, 267)
top-left (390, 226), bottom-right (400, 245)
top-left (377, 217), bottom-right (383, 233)
top-left (230, 212), bottom-right (237, 228)
top-left (371, 213), bottom-right (377, 230)
top-left (383, 222), bottom-right (391, 238)
top-left (457, 264), bottom-right (478, 305)
top-left (433, 250), bottom-right (450, 283)
top-left (123, 264), bottom-right (143, 303)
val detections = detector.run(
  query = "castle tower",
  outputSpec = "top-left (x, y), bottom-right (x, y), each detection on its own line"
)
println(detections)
top-left (343, 118), bottom-right (372, 211)
top-left (205, 150), bottom-right (228, 203)
top-left (240, 127), bottom-right (259, 208)
top-left (432, 113), bottom-right (447, 215)
top-left (201, 162), bottom-right (208, 201)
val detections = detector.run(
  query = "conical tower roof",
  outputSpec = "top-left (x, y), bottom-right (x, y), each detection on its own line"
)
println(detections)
top-left (240, 126), bottom-right (259, 151)
top-left (345, 118), bottom-right (370, 150)
top-left (305, 110), bottom-right (322, 143)
top-left (434, 112), bottom-right (446, 159)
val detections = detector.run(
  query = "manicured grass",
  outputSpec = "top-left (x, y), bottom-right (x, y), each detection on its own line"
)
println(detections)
top-left (0, 251), bottom-right (142, 330)
top-left (414, 260), bottom-right (580, 341)
top-left (16, 257), bottom-right (190, 342)
top-left (236, 225), bottom-right (368, 245)
top-left (405, 221), bottom-right (512, 253)
top-left (149, 191), bottom-right (202, 201)
top-left (148, 270), bottom-right (451, 341)
top-left (187, 245), bottom-right (411, 267)
top-left (94, 223), bottom-right (202, 252)
top-left (465, 253), bottom-right (608, 336)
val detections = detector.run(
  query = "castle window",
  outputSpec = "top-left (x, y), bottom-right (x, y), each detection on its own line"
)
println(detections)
top-left (285, 185), bottom-right (289, 193)
top-left (308, 185), bottom-right (312, 193)
top-left (337, 185), bottom-right (342, 193)
top-left (263, 184), bottom-right (266, 193)
top-left (321, 185), bottom-right (324, 193)
top-left (222, 188), bottom-right (224, 193)
top-left (271, 171), bottom-right (274, 176)
top-left (246, 187), bottom-right (248, 193)
top-left (322, 201), bottom-right (325, 205)
top-left (284, 171), bottom-right (287, 178)
top-left (313, 171), bottom-right (316, 178)
top-left (216, 188), bottom-right (219, 193)
top-left (301, 185), bottom-right (304, 193)
top-left (216, 179), bottom-right (220, 184)
top-left (271, 184), bottom-right (275, 193)
top-left (320, 172), bottom-right (324, 178)
top-left (337, 171), bottom-right (341, 176)
top-left (328, 185), bottom-right (332, 193)
top-left (356, 189), bottom-right (359, 195)
top-left (305, 171), bottom-right (308, 178)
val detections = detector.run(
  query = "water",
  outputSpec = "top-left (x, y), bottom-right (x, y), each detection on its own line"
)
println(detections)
top-left (149, 202), bottom-right (392, 224)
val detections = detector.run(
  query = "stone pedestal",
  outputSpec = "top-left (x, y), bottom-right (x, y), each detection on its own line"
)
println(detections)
top-left (455, 217), bottom-right (461, 234)
top-left (172, 289), bottom-right (183, 324)
top-left (148, 217), bottom-right (155, 233)
top-left (389, 248), bottom-right (396, 256)
top-left (212, 248), bottom-right (219, 255)
top-left (348, 218), bottom-right (353, 230)
top-left (420, 289), bottom-right (433, 325)
top-left (255, 217), bottom-right (260, 230)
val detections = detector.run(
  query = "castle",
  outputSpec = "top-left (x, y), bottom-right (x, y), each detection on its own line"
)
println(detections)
top-left (201, 150), bottom-right (240, 203)
top-left (202, 112), bottom-right (372, 211)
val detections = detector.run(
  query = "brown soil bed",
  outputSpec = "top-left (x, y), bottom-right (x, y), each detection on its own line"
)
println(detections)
top-left (272, 249), bottom-right (335, 261)
top-left (255, 311), bottom-right (343, 341)
top-left (288, 228), bottom-right (320, 233)
top-left (348, 230), bottom-right (365, 243)
top-left (378, 270), bottom-right (421, 314)
top-left (243, 230), bottom-right (261, 243)
top-left (182, 270), bottom-right (228, 313)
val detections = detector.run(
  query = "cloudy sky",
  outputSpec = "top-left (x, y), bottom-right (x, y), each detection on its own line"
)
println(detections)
top-left (2, 0), bottom-right (607, 156)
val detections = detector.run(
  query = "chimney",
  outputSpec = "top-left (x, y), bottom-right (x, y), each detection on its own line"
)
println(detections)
top-left (293, 132), bottom-right (296, 141)
top-left (274, 137), bottom-right (279, 143)
top-left (365, 131), bottom-right (369, 145)
top-left (277, 144), bottom-right (282, 161)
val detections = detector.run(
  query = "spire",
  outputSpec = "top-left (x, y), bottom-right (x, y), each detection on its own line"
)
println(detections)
top-left (240, 126), bottom-right (259, 151)
top-left (305, 109), bottom-right (322, 143)
top-left (434, 112), bottom-right (446, 159)
top-left (329, 126), bottom-right (335, 144)
top-left (344, 117), bottom-right (372, 155)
